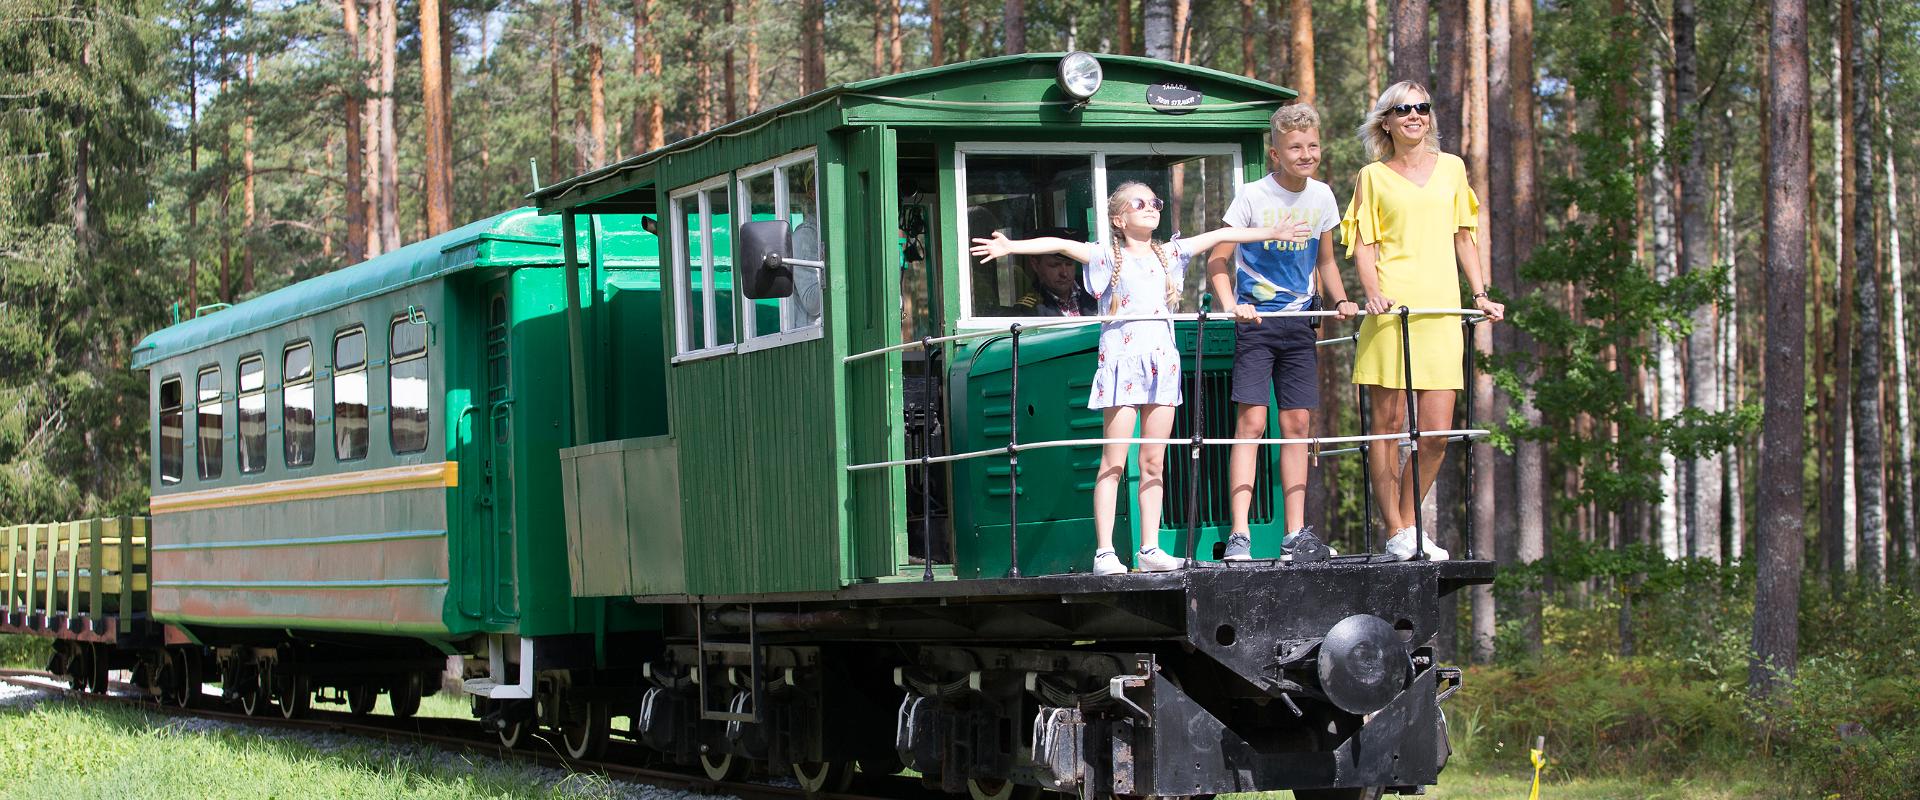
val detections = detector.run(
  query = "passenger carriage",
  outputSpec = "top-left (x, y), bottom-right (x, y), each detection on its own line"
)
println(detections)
top-left (70, 53), bottom-right (1495, 798)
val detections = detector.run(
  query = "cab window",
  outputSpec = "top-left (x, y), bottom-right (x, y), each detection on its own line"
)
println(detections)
top-left (736, 150), bottom-right (824, 346)
top-left (957, 144), bottom-right (1240, 322)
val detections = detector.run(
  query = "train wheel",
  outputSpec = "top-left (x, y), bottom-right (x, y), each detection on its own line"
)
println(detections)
top-left (346, 684), bottom-right (379, 716)
top-left (86, 644), bottom-right (110, 694)
top-left (496, 717), bottom-right (528, 749)
top-left (558, 700), bottom-right (611, 761)
top-left (238, 679), bottom-right (269, 716)
top-left (171, 650), bottom-right (202, 709)
top-left (278, 675), bottom-right (311, 719)
top-left (967, 777), bottom-right (1042, 800)
top-left (700, 750), bottom-right (747, 782)
top-left (389, 673), bottom-right (423, 719)
top-left (792, 761), bottom-right (854, 795)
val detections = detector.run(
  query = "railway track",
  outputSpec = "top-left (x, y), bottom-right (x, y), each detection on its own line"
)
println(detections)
top-left (0, 669), bottom-right (930, 800)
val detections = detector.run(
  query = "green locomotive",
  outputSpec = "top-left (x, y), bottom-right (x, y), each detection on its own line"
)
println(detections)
top-left (108, 53), bottom-right (1494, 797)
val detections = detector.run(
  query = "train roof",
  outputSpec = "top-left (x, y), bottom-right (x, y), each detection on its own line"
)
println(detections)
top-left (529, 52), bottom-right (1297, 214)
top-left (133, 207), bottom-right (567, 369)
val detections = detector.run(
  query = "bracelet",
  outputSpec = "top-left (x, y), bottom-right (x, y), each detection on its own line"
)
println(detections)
top-left (1471, 291), bottom-right (1490, 300)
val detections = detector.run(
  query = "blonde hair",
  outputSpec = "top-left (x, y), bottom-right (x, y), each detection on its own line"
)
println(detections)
top-left (1269, 103), bottom-right (1321, 149)
top-left (1105, 181), bottom-right (1179, 307)
top-left (1358, 81), bottom-right (1442, 161)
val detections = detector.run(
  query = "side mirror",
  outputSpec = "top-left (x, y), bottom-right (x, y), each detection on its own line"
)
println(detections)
top-left (738, 219), bottom-right (798, 299)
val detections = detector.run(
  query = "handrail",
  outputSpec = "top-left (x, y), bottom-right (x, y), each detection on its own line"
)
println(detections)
top-left (842, 308), bottom-right (1487, 364)
top-left (856, 305), bottom-right (1492, 574)
top-left (845, 429), bottom-right (1493, 472)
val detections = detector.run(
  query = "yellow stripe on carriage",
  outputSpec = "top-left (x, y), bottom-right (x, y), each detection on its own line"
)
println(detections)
top-left (148, 461), bottom-right (458, 514)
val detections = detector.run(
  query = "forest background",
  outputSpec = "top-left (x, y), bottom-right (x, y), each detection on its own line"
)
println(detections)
top-left (3, 0), bottom-right (1919, 795)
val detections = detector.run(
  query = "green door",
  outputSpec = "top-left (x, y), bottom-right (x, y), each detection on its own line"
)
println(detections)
top-left (468, 279), bottom-right (520, 624)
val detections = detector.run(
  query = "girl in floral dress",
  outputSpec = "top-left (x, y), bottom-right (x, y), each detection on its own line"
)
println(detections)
top-left (971, 181), bottom-right (1309, 575)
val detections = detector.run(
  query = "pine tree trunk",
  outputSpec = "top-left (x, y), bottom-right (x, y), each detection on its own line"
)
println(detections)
top-left (377, 0), bottom-right (399, 251)
top-left (745, 0), bottom-right (761, 112)
top-left (1887, 118), bottom-right (1915, 566)
top-left (1509, 0), bottom-right (1544, 652)
top-left (341, 0), bottom-right (365, 263)
top-left (1467, 0), bottom-right (1495, 663)
top-left (570, 0), bottom-right (587, 173)
top-left (1650, 65), bottom-right (1683, 560)
top-left (1849, 0), bottom-right (1885, 584)
top-left (873, 1), bottom-right (887, 74)
top-left (1288, 0), bottom-right (1312, 103)
top-left (802, 0), bottom-right (825, 93)
top-left (361, 0), bottom-right (381, 257)
top-left (421, 0), bottom-right (452, 235)
top-left (1005, 0), bottom-right (1026, 54)
top-left (549, 13), bottom-right (562, 172)
top-left (890, 0), bottom-right (902, 73)
top-left (588, 0), bottom-right (606, 165)
top-left (1364, 0), bottom-right (1382, 99)
top-left (188, 27), bottom-right (200, 306)
top-left (1114, 0), bottom-right (1131, 56)
top-left (1433, 0), bottom-right (1463, 148)
top-left (1173, 0), bottom-right (1190, 62)
top-left (1239, 0), bottom-right (1255, 78)
top-left (242, 51), bottom-right (256, 295)
top-left (1390, 0), bottom-right (1428, 86)
top-left (1675, 0), bottom-right (1722, 561)
top-left (219, 70), bottom-right (231, 303)
top-left (1753, 0), bottom-right (1808, 698)
top-left (1142, 0), bottom-right (1172, 60)
top-left (929, 0), bottom-right (944, 65)
top-left (723, 0), bottom-right (737, 118)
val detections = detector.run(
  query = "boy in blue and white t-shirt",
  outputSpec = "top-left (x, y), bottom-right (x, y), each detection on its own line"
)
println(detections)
top-left (1205, 103), bottom-right (1357, 561)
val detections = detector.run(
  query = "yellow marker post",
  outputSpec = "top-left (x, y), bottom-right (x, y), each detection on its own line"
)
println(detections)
top-left (1528, 735), bottom-right (1547, 800)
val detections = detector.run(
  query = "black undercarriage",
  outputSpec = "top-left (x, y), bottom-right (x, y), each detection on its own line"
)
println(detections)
top-left (597, 559), bottom-right (1493, 797)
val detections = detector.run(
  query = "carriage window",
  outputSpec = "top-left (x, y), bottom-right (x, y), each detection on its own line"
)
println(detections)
top-left (333, 327), bottom-right (368, 461)
top-left (737, 151), bottom-right (825, 344)
top-left (283, 342), bottom-right (315, 466)
top-left (237, 355), bottom-right (266, 474)
top-left (671, 177), bottom-right (737, 356)
top-left (196, 367), bottom-right (223, 479)
top-left (389, 315), bottom-right (430, 454)
top-left (158, 376), bottom-right (183, 485)
top-left (958, 145), bottom-right (1241, 321)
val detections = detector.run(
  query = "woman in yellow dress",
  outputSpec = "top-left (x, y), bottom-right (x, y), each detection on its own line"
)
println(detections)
top-left (1342, 81), bottom-right (1505, 560)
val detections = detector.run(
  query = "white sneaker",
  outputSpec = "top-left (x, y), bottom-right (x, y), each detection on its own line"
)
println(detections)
top-left (1385, 527), bottom-right (1450, 561)
top-left (1135, 547), bottom-right (1185, 572)
top-left (1093, 549), bottom-right (1127, 575)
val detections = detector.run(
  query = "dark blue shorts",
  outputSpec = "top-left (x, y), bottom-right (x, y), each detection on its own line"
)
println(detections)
top-left (1230, 316), bottom-right (1320, 410)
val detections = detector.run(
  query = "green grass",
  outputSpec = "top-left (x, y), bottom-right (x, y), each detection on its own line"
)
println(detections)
top-left (0, 692), bottom-right (630, 799)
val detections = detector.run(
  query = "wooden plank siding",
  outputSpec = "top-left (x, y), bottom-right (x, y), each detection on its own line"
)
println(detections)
top-left (648, 105), bottom-right (875, 596)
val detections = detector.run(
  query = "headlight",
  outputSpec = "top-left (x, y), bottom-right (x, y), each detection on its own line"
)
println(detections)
top-left (1057, 51), bottom-right (1103, 100)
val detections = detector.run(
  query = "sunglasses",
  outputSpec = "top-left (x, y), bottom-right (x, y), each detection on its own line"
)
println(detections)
top-left (1390, 102), bottom-right (1433, 117)
top-left (1124, 197), bottom-right (1166, 211)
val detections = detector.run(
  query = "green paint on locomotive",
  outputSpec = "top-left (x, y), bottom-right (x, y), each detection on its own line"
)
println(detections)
top-left (532, 54), bottom-right (1298, 594)
top-left (135, 208), bottom-right (667, 644)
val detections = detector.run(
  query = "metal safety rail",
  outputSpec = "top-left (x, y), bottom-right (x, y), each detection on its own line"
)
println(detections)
top-left (846, 304), bottom-right (1490, 579)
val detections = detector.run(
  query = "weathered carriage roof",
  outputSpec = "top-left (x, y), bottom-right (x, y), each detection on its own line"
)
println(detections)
top-left (530, 53), bottom-right (1297, 214)
top-left (133, 208), bottom-right (564, 369)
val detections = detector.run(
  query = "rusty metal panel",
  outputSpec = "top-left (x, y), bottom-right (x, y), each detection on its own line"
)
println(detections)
top-left (559, 436), bottom-right (685, 597)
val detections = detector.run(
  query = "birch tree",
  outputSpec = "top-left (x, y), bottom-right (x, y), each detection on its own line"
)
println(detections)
top-left (1849, 0), bottom-right (1886, 583)
top-left (1675, 0), bottom-right (1722, 562)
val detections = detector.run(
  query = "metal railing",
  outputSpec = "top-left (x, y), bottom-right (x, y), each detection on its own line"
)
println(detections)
top-left (846, 304), bottom-right (1490, 579)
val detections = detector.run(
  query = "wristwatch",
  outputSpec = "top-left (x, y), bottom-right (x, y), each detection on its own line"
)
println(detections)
top-left (1471, 291), bottom-right (1490, 300)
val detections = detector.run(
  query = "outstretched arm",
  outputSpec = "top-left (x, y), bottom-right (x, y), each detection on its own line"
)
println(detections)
top-left (969, 232), bottom-right (1098, 264)
top-left (1453, 230), bottom-right (1505, 322)
top-left (1178, 218), bottom-right (1314, 255)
